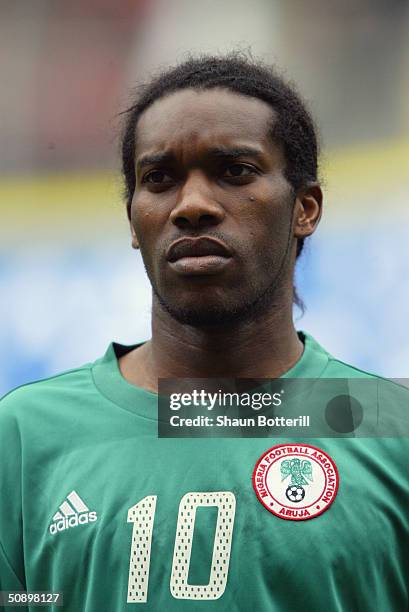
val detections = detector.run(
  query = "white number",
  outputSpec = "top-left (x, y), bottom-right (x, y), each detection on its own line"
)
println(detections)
top-left (170, 491), bottom-right (236, 600)
top-left (127, 491), bottom-right (236, 604)
top-left (127, 496), bottom-right (157, 603)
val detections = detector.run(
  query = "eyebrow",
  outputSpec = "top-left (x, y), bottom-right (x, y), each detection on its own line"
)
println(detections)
top-left (137, 152), bottom-right (175, 170)
top-left (207, 146), bottom-right (264, 160)
top-left (136, 146), bottom-right (265, 171)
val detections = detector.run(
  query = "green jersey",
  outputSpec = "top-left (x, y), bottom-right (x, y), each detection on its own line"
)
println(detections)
top-left (0, 332), bottom-right (408, 611)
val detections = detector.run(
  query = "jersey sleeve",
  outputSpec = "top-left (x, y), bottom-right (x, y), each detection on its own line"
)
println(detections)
top-left (0, 390), bottom-right (27, 608)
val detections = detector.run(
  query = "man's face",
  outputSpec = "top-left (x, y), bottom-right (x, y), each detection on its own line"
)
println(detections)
top-left (130, 87), bottom-right (298, 326)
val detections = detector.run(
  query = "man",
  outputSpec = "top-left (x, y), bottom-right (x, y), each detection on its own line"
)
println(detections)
top-left (0, 54), bottom-right (408, 611)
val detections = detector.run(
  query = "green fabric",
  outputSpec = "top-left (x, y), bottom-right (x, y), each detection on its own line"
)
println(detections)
top-left (0, 332), bottom-right (408, 611)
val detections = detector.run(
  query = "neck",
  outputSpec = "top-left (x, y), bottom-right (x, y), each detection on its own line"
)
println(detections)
top-left (141, 291), bottom-right (303, 384)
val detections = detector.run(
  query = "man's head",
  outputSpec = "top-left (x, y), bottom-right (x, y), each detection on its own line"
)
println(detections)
top-left (121, 53), bottom-right (322, 327)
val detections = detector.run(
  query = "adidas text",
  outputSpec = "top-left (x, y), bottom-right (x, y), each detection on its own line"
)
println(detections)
top-left (50, 511), bottom-right (97, 535)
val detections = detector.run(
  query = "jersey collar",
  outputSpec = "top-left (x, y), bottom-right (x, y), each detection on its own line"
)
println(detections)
top-left (91, 331), bottom-right (331, 418)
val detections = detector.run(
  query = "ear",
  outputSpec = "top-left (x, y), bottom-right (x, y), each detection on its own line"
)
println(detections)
top-left (293, 183), bottom-right (323, 239)
top-left (130, 224), bottom-right (140, 250)
top-left (127, 206), bottom-right (139, 249)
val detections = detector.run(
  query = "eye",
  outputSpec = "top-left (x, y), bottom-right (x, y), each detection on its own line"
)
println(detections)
top-left (223, 163), bottom-right (258, 178)
top-left (142, 170), bottom-right (174, 184)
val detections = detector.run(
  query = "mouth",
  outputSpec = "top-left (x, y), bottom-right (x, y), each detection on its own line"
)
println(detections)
top-left (166, 237), bottom-right (233, 276)
top-left (168, 254), bottom-right (232, 275)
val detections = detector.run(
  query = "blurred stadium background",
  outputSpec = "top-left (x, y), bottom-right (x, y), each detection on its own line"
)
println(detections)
top-left (1, 0), bottom-right (408, 395)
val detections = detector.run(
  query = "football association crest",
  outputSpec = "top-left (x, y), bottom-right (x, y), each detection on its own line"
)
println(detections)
top-left (252, 443), bottom-right (339, 521)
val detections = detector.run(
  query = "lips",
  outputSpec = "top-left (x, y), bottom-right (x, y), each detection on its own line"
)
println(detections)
top-left (166, 237), bottom-right (232, 262)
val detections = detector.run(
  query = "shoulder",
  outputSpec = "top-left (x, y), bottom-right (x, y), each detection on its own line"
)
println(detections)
top-left (324, 352), bottom-right (409, 399)
top-left (302, 332), bottom-right (409, 436)
top-left (325, 350), bottom-right (409, 400)
top-left (323, 355), bottom-right (409, 437)
top-left (324, 354), bottom-right (382, 379)
top-left (0, 361), bottom-right (94, 424)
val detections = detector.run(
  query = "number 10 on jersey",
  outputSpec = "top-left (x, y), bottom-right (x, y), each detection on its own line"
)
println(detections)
top-left (127, 491), bottom-right (236, 603)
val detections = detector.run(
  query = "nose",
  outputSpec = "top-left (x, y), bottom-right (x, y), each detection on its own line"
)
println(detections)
top-left (169, 171), bottom-right (225, 229)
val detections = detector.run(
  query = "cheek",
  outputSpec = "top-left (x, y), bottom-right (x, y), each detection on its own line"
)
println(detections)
top-left (240, 203), bottom-right (294, 275)
top-left (243, 183), bottom-right (294, 241)
top-left (130, 195), bottom-right (165, 243)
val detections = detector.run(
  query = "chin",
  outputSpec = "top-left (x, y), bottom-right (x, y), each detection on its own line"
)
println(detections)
top-left (152, 271), bottom-right (284, 328)
top-left (155, 294), bottom-right (266, 328)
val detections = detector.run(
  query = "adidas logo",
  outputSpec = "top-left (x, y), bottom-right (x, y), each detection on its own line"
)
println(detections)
top-left (49, 490), bottom-right (97, 535)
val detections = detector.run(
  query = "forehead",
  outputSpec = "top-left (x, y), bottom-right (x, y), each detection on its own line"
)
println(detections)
top-left (135, 88), bottom-right (277, 160)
